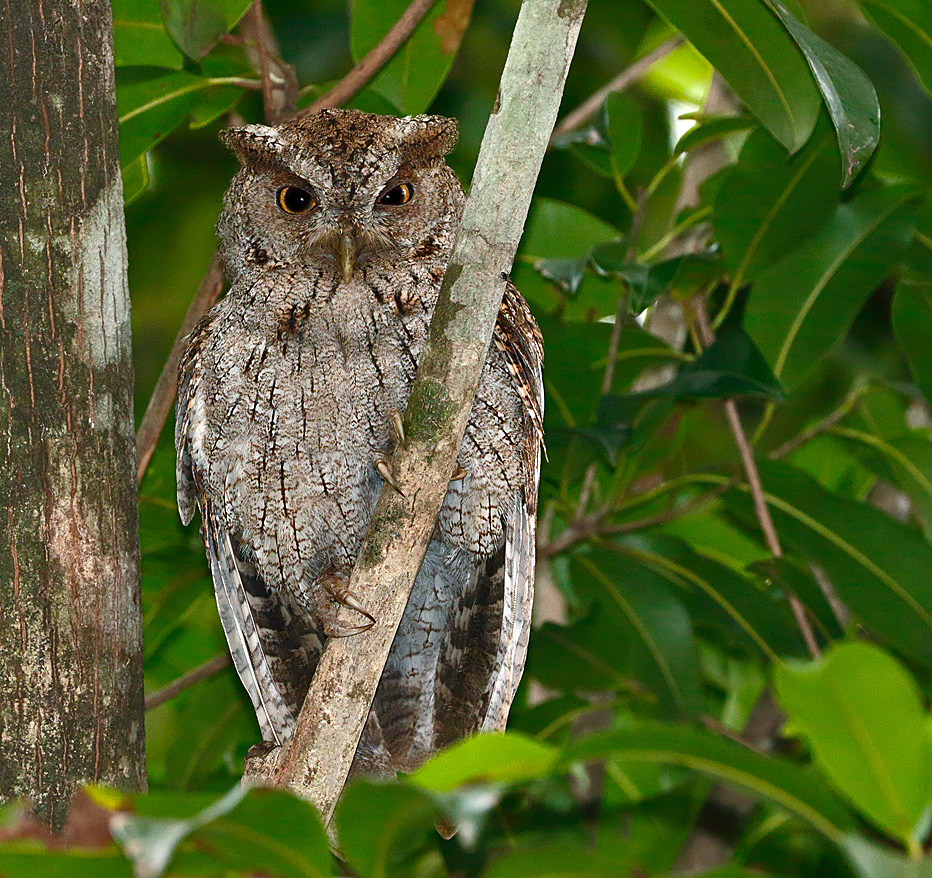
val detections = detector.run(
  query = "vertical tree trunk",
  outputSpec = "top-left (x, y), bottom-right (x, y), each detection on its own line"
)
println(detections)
top-left (0, 0), bottom-right (146, 828)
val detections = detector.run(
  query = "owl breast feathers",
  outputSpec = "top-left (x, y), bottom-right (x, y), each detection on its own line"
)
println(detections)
top-left (175, 108), bottom-right (544, 776)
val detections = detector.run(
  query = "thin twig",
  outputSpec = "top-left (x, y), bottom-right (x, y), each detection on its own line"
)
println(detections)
top-left (693, 301), bottom-right (820, 659)
top-left (538, 486), bottom-right (727, 560)
top-left (297, 0), bottom-right (438, 117)
top-left (135, 255), bottom-right (224, 485)
top-left (767, 391), bottom-right (863, 460)
top-left (241, 0), bottom-right (299, 123)
top-left (144, 653), bottom-right (232, 712)
top-left (551, 35), bottom-right (685, 140)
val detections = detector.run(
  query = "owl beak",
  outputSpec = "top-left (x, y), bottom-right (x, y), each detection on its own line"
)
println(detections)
top-left (335, 231), bottom-right (357, 284)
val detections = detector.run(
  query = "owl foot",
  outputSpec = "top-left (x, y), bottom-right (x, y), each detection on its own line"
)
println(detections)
top-left (374, 453), bottom-right (404, 496)
top-left (450, 465), bottom-right (466, 482)
top-left (323, 576), bottom-right (376, 637)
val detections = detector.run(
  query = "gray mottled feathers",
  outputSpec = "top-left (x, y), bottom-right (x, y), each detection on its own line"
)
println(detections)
top-left (175, 108), bottom-right (544, 774)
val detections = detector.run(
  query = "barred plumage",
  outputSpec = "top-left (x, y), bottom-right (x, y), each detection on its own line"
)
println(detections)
top-left (175, 109), bottom-right (543, 775)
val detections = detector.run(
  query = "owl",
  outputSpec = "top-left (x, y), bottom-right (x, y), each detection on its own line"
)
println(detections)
top-left (175, 109), bottom-right (544, 776)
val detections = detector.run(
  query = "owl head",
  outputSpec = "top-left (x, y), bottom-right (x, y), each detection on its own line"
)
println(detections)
top-left (217, 109), bottom-right (462, 285)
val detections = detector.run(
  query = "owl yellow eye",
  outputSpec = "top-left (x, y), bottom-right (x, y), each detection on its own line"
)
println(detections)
top-left (377, 183), bottom-right (413, 206)
top-left (277, 186), bottom-right (315, 215)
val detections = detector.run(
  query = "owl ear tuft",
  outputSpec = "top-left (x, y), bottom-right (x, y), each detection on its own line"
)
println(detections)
top-left (396, 115), bottom-right (458, 163)
top-left (220, 124), bottom-right (288, 166)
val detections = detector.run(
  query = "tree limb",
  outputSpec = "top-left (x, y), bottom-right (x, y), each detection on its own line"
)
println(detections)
top-left (297, 0), bottom-right (438, 117)
top-left (144, 653), bottom-right (232, 712)
top-left (253, 0), bottom-right (588, 823)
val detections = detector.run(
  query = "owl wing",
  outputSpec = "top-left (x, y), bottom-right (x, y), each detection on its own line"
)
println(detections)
top-left (481, 282), bottom-right (544, 732)
top-left (434, 283), bottom-right (544, 746)
top-left (176, 317), bottom-right (319, 746)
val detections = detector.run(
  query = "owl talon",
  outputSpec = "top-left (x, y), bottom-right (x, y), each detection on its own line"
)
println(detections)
top-left (389, 410), bottom-right (406, 448)
top-left (375, 453), bottom-right (404, 496)
top-left (324, 583), bottom-right (376, 637)
top-left (450, 465), bottom-right (466, 482)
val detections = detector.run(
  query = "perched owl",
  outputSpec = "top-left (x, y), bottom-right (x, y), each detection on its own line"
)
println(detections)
top-left (176, 109), bottom-right (544, 776)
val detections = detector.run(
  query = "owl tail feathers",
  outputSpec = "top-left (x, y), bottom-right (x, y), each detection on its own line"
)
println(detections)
top-left (203, 502), bottom-right (297, 745)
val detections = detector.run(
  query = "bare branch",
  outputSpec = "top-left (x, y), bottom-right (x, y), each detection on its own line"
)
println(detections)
top-left (135, 255), bottom-right (224, 485)
top-left (551, 35), bottom-right (685, 140)
top-left (255, 0), bottom-right (589, 823)
top-left (144, 653), bottom-right (232, 712)
top-left (241, 0), bottom-right (299, 123)
top-left (693, 301), bottom-right (820, 660)
top-left (297, 0), bottom-right (438, 117)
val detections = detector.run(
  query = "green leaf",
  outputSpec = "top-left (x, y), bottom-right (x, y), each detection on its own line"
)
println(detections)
top-left (570, 551), bottom-right (705, 716)
top-left (111, 786), bottom-right (332, 878)
top-left (521, 199), bottom-right (619, 261)
top-left (713, 123), bottom-right (841, 285)
top-left (635, 329), bottom-right (785, 401)
top-left (590, 247), bottom-right (686, 313)
top-left (117, 59), bottom-right (248, 167)
top-left (484, 844), bottom-right (633, 878)
top-left (769, 1), bottom-right (880, 186)
top-left (160, 0), bottom-right (252, 60)
top-left (350, 0), bottom-right (473, 114)
top-left (644, 0), bottom-right (821, 152)
top-left (121, 154), bottom-right (151, 205)
top-left (563, 722), bottom-right (854, 839)
top-left (604, 93), bottom-right (643, 180)
top-left (775, 642), bottom-right (929, 844)
top-left (892, 281), bottom-right (932, 406)
top-left (0, 849), bottom-right (132, 878)
top-left (412, 733), bottom-right (558, 792)
top-left (726, 461), bottom-right (932, 668)
top-left (335, 782), bottom-right (440, 878)
top-left (857, 0), bottom-right (932, 99)
top-left (744, 184), bottom-right (919, 390)
top-left (674, 115), bottom-right (757, 156)
top-left (112, 0), bottom-right (185, 68)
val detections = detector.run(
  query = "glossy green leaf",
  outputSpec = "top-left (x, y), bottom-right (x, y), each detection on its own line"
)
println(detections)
top-left (625, 537), bottom-right (808, 660)
top-left (644, 0), bottom-right (821, 152)
top-left (521, 198), bottom-right (619, 261)
top-left (636, 329), bottom-right (784, 401)
top-left (770, 1), bottom-right (880, 186)
top-left (775, 642), bottom-right (929, 843)
top-left (713, 124), bottom-right (841, 284)
top-left (350, 0), bottom-right (473, 114)
top-left (564, 723), bottom-right (854, 839)
top-left (857, 0), bottom-right (932, 99)
top-left (674, 115), bottom-right (756, 156)
top-left (411, 732), bottom-right (558, 792)
top-left (112, 786), bottom-right (330, 878)
top-left (335, 782), bottom-right (439, 878)
top-left (117, 59), bottom-right (248, 167)
top-left (160, 0), bottom-right (252, 60)
top-left (590, 247), bottom-right (685, 313)
top-left (727, 461), bottom-right (932, 668)
top-left (744, 185), bottom-right (919, 390)
top-left (0, 851), bottom-right (132, 878)
top-left (605, 93), bottom-right (643, 180)
top-left (892, 281), bottom-right (932, 406)
top-left (112, 0), bottom-right (184, 68)
top-left (571, 551), bottom-right (704, 716)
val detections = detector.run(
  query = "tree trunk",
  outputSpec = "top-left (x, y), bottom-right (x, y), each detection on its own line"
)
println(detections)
top-left (0, 0), bottom-right (146, 828)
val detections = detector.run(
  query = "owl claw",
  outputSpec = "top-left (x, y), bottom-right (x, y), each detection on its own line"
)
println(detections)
top-left (324, 583), bottom-right (376, 637)
top-left (389, 410), bottom-right (406, 448)
top-left (450, 465), bottom-right (466, 482)
top-left (374, 453), bottom-right (404, 496)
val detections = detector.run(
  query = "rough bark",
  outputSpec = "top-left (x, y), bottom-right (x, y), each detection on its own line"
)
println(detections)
top-left (251, 0), bottom-right (588, 823)
top-left (0, 0), bottom-right (146, 828)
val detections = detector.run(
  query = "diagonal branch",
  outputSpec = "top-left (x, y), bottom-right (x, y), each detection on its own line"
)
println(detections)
top-left (297, 0), bottom-right (438, 117)
top-left (144, 653), bottom-right (231, 712)
top-left (252, 0), bottom-right (589, 823)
